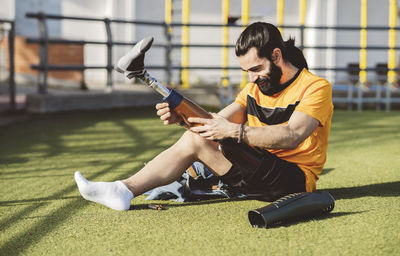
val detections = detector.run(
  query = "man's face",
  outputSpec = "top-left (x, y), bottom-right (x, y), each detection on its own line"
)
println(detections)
top-left (238, 47), bottom-right (282, 95)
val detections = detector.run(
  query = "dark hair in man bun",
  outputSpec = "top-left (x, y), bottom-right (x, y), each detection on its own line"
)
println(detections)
top-left (235, 22), bottom-right (308, 69)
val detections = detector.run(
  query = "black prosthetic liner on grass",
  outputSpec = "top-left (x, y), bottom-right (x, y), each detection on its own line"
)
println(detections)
top-left (248, 191), bottom-right (335, 228)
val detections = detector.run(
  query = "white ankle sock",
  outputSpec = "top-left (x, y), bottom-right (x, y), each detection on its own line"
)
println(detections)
top-left (74, 171), bottom-right (134, 211)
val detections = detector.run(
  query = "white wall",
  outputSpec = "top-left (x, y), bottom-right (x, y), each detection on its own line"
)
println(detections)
top-left (61, 0), bottom-right (110, 86)
top-left (112, 0), bottom-right (136, 83)
top-left (0, 0), bottom-right (15, 41)
top-left (134, 0), bottom-right (166, 83)
top-left (61, 0), bottom-right (137, 86)
top-left (0, 0), bottom-right (15, 20)
top-left (0, 0), bottom-right (15, 82)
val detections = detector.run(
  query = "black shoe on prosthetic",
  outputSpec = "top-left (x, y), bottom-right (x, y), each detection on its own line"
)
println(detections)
top-left (114, 37), bottom-right (154, 78)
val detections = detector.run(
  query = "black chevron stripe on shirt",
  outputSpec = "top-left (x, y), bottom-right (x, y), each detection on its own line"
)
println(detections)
top-left (246, 95), bottom-right (300, 125)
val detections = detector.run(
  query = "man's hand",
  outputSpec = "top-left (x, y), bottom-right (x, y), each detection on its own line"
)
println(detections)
top-left (188, 113), bottom-right (240, 141)
top-left (156, 102), bottom-right (181, 125)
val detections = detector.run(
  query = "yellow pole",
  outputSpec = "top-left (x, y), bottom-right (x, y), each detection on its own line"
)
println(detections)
top-left (222, 0), bottom-right (230, 87)
top-left (359, 0), bottom-right (367, 84)
top-left (240, 0), bottom-right (249, 88)
top-left (241, 0), bottom-right (249, 26)
top-left (299, 0), bottom-right (306, 26)
top-left (165, 0), bottom-right (172, 30)
top-left (277, 0), bottom-right (285, 34)
top-left (181, 0), bottom-right (190, 88)
top-left (388, 0), bottom-right (397, 84)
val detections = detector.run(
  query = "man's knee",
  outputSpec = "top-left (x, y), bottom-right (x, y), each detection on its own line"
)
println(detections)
top-left (179, 131), bottom-right (209, 150)
top-left (177, 131), bottom-right (230, 176)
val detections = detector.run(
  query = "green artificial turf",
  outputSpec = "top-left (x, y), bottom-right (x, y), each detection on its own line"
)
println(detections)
top-left (0, 108), bottom-right (399, 255)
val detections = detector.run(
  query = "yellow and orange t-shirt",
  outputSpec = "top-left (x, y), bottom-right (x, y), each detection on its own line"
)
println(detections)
top-left (234, 68), bottom-right (333, 192)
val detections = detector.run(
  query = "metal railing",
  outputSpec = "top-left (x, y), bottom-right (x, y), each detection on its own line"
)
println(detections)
top-left (25, 12), bottom-right (169, 93)
top-left (25, 12), bottom-right (400, 110)
top-left (0, 18), bottom-right (15, 112)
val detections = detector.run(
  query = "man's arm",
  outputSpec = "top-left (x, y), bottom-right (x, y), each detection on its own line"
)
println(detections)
top-left (189, 110), bottom-right (319, 150)
top-left (242, 111), bottom-right (319, 149)
top-left (218, 102), bottom-right (247, 124)
top-left (186, 103), bottom-right (247, 140)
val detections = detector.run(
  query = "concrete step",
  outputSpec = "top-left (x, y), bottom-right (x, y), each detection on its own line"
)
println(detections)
top-left (24, 86), bottom-right (221, 113)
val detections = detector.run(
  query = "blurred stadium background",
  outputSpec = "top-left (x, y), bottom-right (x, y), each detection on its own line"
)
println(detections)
top-left (0, 0), bottom-right (399, 112)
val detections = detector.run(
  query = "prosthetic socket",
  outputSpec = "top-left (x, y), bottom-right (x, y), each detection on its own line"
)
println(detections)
top-left (248, 191), bottom-right (335, 228)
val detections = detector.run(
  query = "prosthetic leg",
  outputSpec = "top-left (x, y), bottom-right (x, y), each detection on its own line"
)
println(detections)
top-left (114, 37), bottom-right (265, 171)
top-left (115, 37), bottom-right (212, 127)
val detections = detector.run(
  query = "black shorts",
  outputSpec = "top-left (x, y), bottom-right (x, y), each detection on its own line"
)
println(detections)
top-left (219, 139), bottom-right (306, 201)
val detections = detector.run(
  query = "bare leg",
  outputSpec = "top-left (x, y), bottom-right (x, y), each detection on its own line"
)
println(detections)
top-left (122, 130), bottom-right (232, 196)
top-left (74, 131), bottom-right (231, 210)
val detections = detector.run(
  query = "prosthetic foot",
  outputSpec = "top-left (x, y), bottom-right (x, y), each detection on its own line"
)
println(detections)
top-left (114, 37), bottom-right (154, 78)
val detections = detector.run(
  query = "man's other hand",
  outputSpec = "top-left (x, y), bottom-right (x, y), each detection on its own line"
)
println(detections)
top-left (156, 102), bottom-right (181, 125)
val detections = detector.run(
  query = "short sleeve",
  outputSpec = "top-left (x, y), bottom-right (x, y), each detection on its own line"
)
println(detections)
top-left (234, 84), bottom-right (251, 109)
top-left (296, 80), bottom-right (333, 126)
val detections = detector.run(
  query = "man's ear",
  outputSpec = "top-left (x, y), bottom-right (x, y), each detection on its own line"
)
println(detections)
top-left (271, 48), bottom-right (282, 64)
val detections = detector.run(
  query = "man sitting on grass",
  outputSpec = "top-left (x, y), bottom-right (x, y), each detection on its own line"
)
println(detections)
top-left (74, 22), bottom-right (333, 211)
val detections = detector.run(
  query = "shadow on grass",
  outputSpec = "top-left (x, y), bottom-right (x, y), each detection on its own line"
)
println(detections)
top-left (0, 108), bottom-right (182, 255)
top-left (0, 162), bottom-right (138, 255)
top-left (0, 156), bottom-right (29, 164)
top-left (320, 168), bottom-right (335, 176)
top-left (0, 196), bottom-right (80, 207)
top-left (1, 174), bottom-right (75, 180)
top-left (325, 181), bottom-right (400, 200)
top-left (0, 199), bottom-right (87, 255)
top-left (131, 198), bottom-right (242, 211)
top-left (264, 211), bottom-right (365, 229)
top-left (0, 107), bottom-right (158, 160)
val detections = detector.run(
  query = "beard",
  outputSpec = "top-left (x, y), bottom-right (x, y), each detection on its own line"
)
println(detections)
top-left (254, 62), bottom-right (283, 96)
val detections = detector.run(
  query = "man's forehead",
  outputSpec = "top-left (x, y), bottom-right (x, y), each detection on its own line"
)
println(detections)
top-left (239, 47), bottom-right (269, 70)
top-left (246, 47), bottom-right (261, 59)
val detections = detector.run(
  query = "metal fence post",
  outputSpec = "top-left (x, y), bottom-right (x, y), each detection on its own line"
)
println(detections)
top-left (347, 83), bottom-right (353, 110)
top-left (37, 12), bottom-right (48, 94)
top-left (299, 25), bottom-right (304, 50)
top-left (386, 83), bottom-right (392, 111)
top-left (8, 21), bottom-right (16, 111)
top-left (104, 18), bottom-right (113, 90)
